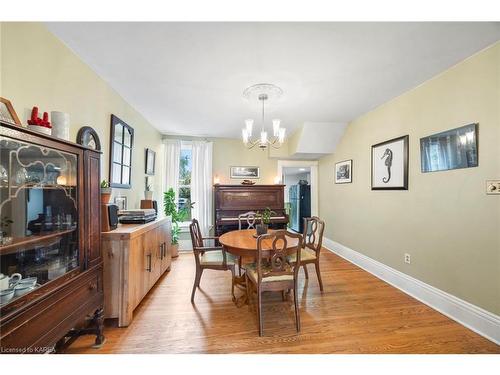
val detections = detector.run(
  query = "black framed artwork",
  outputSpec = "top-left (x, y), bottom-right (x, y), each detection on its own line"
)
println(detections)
top-left (76, 126), bottom-right (101, 150)
top-left (335, 159), bottom-right (352, 184)
top-left (109, 114), bottom-right (134, 189)
top-left (145, 148), bottom-right (156, 175)
top-left (371, 135), bottom-right (408, 190)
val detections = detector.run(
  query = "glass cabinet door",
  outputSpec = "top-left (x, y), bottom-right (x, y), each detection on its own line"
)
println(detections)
top-left (0, 135), bottom-right (79, 307)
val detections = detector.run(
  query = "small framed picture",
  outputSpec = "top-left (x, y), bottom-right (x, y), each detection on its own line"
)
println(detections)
top-left (114, 196), bottom-right (127, 211)
top-left (0, 97), bottom-right (21, 126)
top-left (371, 135), bottom-right (409, 190)
top-left (335, 159), bottom-right (352, 184)
top-left (145, 148), bottom-right (156, 175)
top-left (230, 166), bottom-right (260, 179)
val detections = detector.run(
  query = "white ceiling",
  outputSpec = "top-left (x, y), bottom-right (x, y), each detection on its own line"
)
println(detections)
top-left (46, 22), bottom-right (500, 139)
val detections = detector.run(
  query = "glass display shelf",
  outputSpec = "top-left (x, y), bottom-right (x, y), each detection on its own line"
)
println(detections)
top-left (0, 135), bottom-right (80, 308)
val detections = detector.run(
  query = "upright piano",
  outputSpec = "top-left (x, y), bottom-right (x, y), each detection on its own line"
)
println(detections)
top-left (214, 184), bottom-right (289, 236)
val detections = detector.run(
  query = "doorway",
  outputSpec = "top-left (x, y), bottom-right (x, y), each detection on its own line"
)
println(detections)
top-left (277, 160), bottom-right (318, 233)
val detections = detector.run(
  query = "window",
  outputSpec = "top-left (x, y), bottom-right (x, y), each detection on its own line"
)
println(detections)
top-left (178, 143), bottom-right (192, 222)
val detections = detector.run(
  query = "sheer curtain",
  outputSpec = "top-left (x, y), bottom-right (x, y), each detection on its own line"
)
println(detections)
top-left (162, 139), bottom-right (181, 203)
top-left (191, 140), bottom-right (213, 236)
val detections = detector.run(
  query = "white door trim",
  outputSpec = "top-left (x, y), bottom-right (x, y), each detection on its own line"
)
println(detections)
top-left (277, 160), bottom-right (319, 217)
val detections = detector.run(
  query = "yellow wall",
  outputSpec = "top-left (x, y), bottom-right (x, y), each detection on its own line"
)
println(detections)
top-left (319, 42), bottom-right (500, 314)
top-left (0, 22), bottom-right (163, 209)
top-left (212, 138), bottom-right (278, 184)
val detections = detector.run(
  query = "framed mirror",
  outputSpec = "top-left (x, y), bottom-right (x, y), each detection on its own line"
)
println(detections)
top-left (109, 114), bottom-right (134, 188)
top-left (420, 123), bottom-right (478, 173)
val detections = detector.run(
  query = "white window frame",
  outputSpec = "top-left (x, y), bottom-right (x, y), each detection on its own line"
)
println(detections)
top-left (178, 141), bottom-right (193, 228)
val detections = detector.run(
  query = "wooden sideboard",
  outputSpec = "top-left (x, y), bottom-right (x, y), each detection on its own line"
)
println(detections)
top-left (102, 217), bottom-right (172, 327)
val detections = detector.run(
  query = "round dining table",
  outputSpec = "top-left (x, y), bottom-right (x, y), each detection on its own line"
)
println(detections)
top-left (218, 229), bottom-right (300, 306)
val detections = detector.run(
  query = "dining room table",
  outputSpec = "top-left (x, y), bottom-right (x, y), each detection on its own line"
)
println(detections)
top-left (218, 229), bottom-right (301, 307)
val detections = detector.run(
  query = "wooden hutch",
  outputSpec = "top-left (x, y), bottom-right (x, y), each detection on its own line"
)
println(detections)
top-left (0, 122), bottom-right (104, 353)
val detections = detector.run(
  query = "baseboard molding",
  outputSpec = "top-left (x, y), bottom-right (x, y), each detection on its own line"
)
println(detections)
top-left (322, 237), bottom-right (500, 345)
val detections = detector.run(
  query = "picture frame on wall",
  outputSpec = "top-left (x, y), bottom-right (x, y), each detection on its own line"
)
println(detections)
top-left (371, 135), bottom-right (409, 190)
top-left (335, 159), bottom-right (352, 184)
top-left (0, 97), bottom-right (22, 126)
top-left (145, 148), bottom-right (156, 175)
top-left (230, 166), bottom-right (260, 179)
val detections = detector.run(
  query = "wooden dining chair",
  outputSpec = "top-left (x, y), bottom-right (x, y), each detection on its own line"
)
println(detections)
top-left (189, 218), bottom-right (236, 303)
top-left (289, 216), bottom-right (325, 291)
top-left (238, 211), bottom-right (261, 230)
top-left (236, 211), bottom-right (262, 275)
top-left (245, 230), bottom-right (303, 336)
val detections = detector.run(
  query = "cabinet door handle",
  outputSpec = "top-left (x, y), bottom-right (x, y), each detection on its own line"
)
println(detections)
top-left (160, 243), bottom-right (164, 259)
top-left (147, 254), bottom-right (152, 272)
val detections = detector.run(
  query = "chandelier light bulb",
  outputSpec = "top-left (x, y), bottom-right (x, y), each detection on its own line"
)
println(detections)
top-left (278, 127), bottom-right (286, 143)
top-left (245, 119), bottom-right (254, 136)
top-left (272, 119), bottom-right (281, 137)
top-left (242, 128), bottom-right (249, 144)
top-left (260, 130), bottom-right (268, 144)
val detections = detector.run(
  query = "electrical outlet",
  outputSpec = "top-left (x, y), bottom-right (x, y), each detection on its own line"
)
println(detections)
top-left (404, 253), bottom-right (411, 264)
top-left (486, 180), bottom-right (500, 195)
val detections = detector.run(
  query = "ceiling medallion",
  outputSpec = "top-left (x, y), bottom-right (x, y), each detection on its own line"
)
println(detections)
top-left (241, 83), bottom-right (286, 150)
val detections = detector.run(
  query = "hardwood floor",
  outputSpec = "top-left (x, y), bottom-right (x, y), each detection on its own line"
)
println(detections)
top-left (66, 249), bottom-right (499, 354)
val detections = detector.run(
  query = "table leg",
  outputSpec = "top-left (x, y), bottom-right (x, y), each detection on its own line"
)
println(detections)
top-left (233, 273), bottom-right (248, 307)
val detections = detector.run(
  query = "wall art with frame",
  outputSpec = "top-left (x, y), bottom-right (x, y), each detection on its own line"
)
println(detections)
top-left (371, 135), bottom-right (408, 190)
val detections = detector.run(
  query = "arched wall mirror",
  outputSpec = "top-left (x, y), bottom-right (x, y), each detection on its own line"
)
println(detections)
top-left (109, 114), bottom-right (134, 188)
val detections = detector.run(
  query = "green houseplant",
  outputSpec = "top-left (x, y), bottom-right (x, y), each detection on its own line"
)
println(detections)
top-left (163, 188), bottom-right (194, 258)
top-left (100, 179), bottom-right (112, 204)
top-left (256, 207), bottom-right (276, 235)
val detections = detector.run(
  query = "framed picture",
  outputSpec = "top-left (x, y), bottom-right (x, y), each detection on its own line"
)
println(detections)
top-left (0, 97), bottom-right (21, 126)
top-left (145, 148), bottom-right (156, 175)
top-left (420, 123), bottom-right (478, 173)
top-left (76, 126), bottom-right (101, 150)
top-left (230, 166), bottom-right (260, 179)
top-left (335, 159), bottom-right (352, 184)
top-left (371, 135), bottom-right (409, 190)
top-left (109, 115), bottom-right (134, 189)
top-left (114, 196), bottom-right (127, 211)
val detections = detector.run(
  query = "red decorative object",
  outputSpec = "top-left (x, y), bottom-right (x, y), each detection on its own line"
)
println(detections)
top-left (27, 106), bottom-right (51, 128)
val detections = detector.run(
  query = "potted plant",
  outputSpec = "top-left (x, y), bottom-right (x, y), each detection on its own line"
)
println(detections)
top-left (144, 183), bottom-right (153, 200)
top-left (163, 188), bottom-right (194, 258)
top-left (100, 179), bottom-right (112, 204)
top-left (256, 207), bottom-right (276, 235)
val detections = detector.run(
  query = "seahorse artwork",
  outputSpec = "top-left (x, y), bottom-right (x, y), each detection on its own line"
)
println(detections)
top-left (380, 148), bottom-right (393, 183)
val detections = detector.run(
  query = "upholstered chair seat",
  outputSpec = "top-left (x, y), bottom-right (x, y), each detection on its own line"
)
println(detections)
top-left (287, 248), bottom-right (317, 263)
top-left (245, 263), bottom-right (294, 283)
top-left (200, 250), bottom-right (237, 266)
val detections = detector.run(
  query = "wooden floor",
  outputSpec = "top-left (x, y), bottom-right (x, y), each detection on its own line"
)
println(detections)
top-left (67, 250), bottom-right (499, 354)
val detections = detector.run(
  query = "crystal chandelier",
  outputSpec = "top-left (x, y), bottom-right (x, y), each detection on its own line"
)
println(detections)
top-left (241, 83), bottom-right (286, 150)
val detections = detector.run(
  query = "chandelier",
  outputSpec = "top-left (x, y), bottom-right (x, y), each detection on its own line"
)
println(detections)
top-left (241, 83), bottom-right (286, 150)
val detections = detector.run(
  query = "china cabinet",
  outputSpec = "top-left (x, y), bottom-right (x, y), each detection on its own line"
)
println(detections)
top-left (0, 122), bottom-right (104, 353)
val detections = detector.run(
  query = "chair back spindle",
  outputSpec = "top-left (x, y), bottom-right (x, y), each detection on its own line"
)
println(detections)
top-left (256, 230), bottom-right (302, 283)
top-left (238, 211), bottom-right (261, 230)
top-left (302, 216), bottom-right (325, 257)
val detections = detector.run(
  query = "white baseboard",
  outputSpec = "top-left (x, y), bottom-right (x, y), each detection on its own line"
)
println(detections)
top-left (323, 237), bottom-right (500, 345)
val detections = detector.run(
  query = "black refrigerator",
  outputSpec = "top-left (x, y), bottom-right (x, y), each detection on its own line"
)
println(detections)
top-left (289, 184), bottom-right (311, 233)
